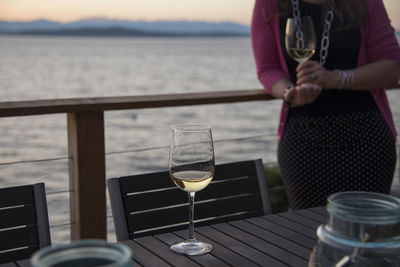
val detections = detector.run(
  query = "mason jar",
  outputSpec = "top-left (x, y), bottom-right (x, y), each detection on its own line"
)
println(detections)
top-left (315, 191), bottom-right (400, 267)
top-left (31, 239), bottom-right (133, 267)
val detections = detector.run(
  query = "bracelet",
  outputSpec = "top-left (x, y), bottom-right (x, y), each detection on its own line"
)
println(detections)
top-left (282, 86), bottom-right (293, 106)
top-left (337, 70), bottom-right (355, 89)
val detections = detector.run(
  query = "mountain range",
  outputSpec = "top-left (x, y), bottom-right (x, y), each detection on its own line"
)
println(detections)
top-left (0, 18), bottom-right (250, 37)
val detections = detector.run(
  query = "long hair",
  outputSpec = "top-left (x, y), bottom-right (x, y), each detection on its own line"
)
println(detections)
top-left (277, 0), bottom-right (368, 30)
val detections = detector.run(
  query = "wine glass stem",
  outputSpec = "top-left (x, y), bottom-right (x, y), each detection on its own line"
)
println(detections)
top-left (188, 191), bottom-right (196, 241)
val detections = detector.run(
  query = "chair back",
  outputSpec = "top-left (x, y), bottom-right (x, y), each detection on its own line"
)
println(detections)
top-left (108, 159), bottom-right (271, 240)
top-left (0, 183), bottom-right (51, 264)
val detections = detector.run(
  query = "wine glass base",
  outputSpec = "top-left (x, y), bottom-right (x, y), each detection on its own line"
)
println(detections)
top-left (170, 240), bottom-right (213, 256)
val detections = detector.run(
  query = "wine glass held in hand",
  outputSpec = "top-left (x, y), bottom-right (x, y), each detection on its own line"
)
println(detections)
top-left (285, 16), bottom-right (316, 64)
top-left (169, 125), bottom-right (215, 256)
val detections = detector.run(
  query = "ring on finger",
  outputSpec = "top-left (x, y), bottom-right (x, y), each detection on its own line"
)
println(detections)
top-left (310, 73), bottom-right (316, 80)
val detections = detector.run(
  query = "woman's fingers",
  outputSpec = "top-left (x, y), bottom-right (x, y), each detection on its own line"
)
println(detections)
top-left (297, 68), bottom-right (320, 84)
top-left (285, 83), bottom-right (322, 107)
top-left (285, 86), bottom-right (297, 101)
top-left (296, 61), bottom-right (321, 84)
top-left (299, 83), bottom-right (322, 96)
top-left (297, 61), bottom-right (330, 86)
top-left (296, 60), bottom-right (318, 72)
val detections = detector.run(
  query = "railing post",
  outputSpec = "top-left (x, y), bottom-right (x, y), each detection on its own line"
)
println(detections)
top-left (67, 111), bottom-right (106, 240)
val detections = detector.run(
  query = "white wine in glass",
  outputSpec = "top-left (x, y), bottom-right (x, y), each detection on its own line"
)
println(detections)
top-left (285, 16), bottom-right (316, 64)
top-left (169, 125), bottom-right (215, 256)
top-left (171, 170), bottom-right (213, 192)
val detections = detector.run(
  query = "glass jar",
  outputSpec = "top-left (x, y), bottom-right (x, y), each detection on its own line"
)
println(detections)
top-left (315, 191), bottom-right (400, 267)
top-left (31, 239), bottom-right (133, 267)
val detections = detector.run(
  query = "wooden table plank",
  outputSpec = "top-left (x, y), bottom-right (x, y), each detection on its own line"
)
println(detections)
top-left (184, 231), bottom-right (259, 267)
top-left (263, 215), bottom-right (317, 239)
top-left (134, 235), bottom-right (200, 267)
top-left (230, 220), bottom-right (312, 260)
top-left (246, 217), bottom-right (316, 249)
top-left (196, 226), bottom-right (287, 266)
top-left (213, 223), bottom-right (308, 267)
top-left (132, 260), bottom-right (143, 267)
top-left (293, 209), bottom-right (328, 224)
top-left (155, 232), bottom-right (229, 267)
top-left (308, 207), bottom-right (328, 217)
top-left (120, 240), bottom-right (171, 266)
top-left (278, 212), bottom-right (321, 229)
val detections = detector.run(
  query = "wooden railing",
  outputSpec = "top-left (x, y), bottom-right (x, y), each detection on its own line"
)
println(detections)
top-left (0, 89), bottom-right (273, 240)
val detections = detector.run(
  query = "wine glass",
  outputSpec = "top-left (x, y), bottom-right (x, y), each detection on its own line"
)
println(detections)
top-left (169, 125), bottom-right (215, 256)
top-left (285, 16), bottom-right (316, 64)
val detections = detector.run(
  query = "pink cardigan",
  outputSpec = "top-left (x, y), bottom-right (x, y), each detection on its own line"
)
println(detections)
top-left (251, 0), bottom-right (400, 139)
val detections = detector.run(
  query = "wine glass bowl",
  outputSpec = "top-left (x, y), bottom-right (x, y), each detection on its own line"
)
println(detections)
top-left (285, 16), bottom-right (316, 64)
top-left (169, 125), bottom-right (215, 256)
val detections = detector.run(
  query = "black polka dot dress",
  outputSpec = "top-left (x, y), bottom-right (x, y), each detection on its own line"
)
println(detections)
top-left (277, 2), bottom-right (397, 210)
top-left (278, 108), bottom-right (396, 209)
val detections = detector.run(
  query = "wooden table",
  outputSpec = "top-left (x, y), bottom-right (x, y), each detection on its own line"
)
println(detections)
top-left (120, 207), bottom-right (328, 267)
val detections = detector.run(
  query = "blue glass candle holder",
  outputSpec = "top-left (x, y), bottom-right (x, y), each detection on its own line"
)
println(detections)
top-left (315, 191), bottom-right (400, 267)
top-left (31, 239), bottom-right (133, 267)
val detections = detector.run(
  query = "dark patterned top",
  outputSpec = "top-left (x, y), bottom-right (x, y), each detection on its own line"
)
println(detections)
top-left (279, 1), bottom-right (377, 116)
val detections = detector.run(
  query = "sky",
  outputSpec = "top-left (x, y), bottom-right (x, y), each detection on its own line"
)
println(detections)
top-left (0, 0), bottom-right (399, 29)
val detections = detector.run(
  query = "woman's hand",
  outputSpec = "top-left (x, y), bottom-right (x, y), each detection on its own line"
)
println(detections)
top-left (296, 60), bottom-right (339, 89)
top-left (284, 83), bottom-right (322, 107)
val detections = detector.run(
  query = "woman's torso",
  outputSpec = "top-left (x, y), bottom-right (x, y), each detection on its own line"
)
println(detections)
top-left (279, 0), bottom-right (378, 117)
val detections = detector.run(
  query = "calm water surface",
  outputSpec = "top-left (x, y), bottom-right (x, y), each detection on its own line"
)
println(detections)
top-left (0, 35), bottom-right (399, 243)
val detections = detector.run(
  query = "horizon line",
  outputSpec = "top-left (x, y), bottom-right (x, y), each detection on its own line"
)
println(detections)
top-left (0, 17), bottom-right (251, 26)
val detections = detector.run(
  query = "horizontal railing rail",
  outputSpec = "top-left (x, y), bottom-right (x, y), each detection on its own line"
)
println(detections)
top-left (0, 89), bottom-right (272, 117)
top-left (0, 89), bottom-right (274, 240)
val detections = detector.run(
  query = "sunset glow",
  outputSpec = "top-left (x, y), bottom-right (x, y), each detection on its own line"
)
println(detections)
top-left (0, 0), bottom-right (399, 29)
top-left (0, 0), bottom-right (253, 25)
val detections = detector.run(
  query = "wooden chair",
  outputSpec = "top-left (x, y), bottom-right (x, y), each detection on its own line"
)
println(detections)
top-left (0, 183), bottom-right (51, 265)
top-left (108, 159), bottom-right (271, 241)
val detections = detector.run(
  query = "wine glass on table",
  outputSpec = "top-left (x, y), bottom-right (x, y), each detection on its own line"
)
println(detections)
top-left (169, 125), bottom-right (215, 256)
top-left (285, 16), bottom-right (316, 64)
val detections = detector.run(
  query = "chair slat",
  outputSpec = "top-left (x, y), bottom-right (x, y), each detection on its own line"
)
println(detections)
top-left (197, 176), bottom-right (259, 201)
top-left (119, 160), bottom-right (258, 193)
top-left (0, 186), bottom-right (34, 209)
top-left (119, 171), bottom-right (174, 194)
top-left (213, 161), bottom-right (256, 180)
top-left (124, 177), bottom-right (259, 213)
top-left (127, 193), bottom-right (262, 233)
top-left (127, 204), bottom-right (188, 233)
top-left (123, 187), bottom-right (187, 213)
top-left (0, 247), bottom-right (38, 264)
top-left (196, 193), bottom-right (263, 219)
top-left (0, 206), bottom-right (36, 229)
top-left (0, 262), bottom-right (17, 267)
top-left (132, 211), bottom-right (261, 238)
top-left (0, 226), bottom-right (38, 252)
